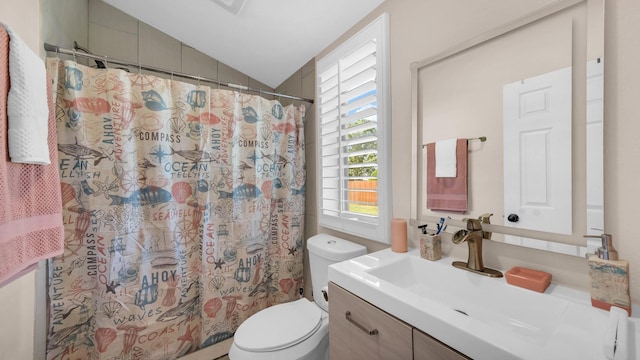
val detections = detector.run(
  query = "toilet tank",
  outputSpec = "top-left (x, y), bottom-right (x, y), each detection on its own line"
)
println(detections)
top-left (307, 234), bottom-right (366, 312)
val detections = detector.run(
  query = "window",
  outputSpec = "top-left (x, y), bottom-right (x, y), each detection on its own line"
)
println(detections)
top-left (316, 14), bottom-right (390, 243)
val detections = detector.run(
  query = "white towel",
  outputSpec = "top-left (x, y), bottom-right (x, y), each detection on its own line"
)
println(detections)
top-left (2, 24), bottom-right (50, 164)
top-left (435, 138), bottom-right (457, 178)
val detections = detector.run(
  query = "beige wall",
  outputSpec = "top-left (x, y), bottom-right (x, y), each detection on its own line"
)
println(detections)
top-left (604, 0), bottom-right (640, 305)
top-left (295, 0), bottom-right (640, 304)
top-left (41, 0), bottom-right (89, 54)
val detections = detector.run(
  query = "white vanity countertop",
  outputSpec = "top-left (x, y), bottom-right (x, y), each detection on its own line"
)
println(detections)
top-left (328, 248), bottom-right (639, 360)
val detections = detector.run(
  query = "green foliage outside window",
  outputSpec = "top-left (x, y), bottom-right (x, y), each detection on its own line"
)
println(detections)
top-left (346, 118), bottom-right (377, 178)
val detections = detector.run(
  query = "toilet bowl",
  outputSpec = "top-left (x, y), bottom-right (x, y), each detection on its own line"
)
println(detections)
top-left (228, 234), bottom-right (367, 360)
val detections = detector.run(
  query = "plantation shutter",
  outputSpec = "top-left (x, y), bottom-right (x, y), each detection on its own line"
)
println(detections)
top-left (316, 14), bottom-right (390, 242)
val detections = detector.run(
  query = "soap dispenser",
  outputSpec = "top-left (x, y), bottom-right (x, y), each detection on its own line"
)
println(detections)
top-left (595, 233), bottom-right (618, 260)
top-left (584, 233), bottom-right (631, 315)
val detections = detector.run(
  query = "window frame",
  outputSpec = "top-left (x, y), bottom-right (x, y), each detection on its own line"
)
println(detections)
top-left (316, 13), bottom-right (391, 243)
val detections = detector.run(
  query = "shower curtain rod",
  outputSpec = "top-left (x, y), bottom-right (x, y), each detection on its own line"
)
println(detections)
top-left (43, 42), bottom-right (314, 104)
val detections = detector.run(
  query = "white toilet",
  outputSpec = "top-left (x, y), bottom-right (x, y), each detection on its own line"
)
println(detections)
top-left (229, 234), bottom-right (367, 360)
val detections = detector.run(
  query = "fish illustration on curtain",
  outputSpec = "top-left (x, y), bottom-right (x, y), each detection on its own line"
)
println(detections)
top-left (45, 58), bottom-right (306, 359)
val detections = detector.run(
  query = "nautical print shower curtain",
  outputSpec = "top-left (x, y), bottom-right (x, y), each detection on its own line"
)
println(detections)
top-left (45, 58), bottom-right (306, 359)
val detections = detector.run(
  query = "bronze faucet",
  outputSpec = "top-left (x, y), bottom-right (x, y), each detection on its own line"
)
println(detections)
top-left (452, 217), bottom-right (502, 277)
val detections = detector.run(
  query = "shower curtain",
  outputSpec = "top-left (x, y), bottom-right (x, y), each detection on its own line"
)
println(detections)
top-left (45, 58), bottom-right (306, 359)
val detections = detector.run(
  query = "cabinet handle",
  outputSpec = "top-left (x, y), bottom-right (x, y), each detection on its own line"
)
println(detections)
top-left (345, 311), bottom-right (378, 335)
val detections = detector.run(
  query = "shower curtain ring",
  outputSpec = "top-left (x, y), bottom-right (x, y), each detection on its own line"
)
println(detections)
top-left (103, 55), bottom-right (108, 68)
top-left (72, 49), bottom-right (77, 62)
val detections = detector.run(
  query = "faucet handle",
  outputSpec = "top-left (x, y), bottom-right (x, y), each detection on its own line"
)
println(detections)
top-left (478, 213), bottom-right (493, 224)
top-left (478, 213), bottom-right (493, 240)
top-left (464, 218), bottom-right (483, 231)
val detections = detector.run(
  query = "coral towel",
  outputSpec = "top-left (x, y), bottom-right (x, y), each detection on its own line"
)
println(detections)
top-left (0, 26), bottom-right (64, 286)
top-left (426, 139), bottom-right (468, 212)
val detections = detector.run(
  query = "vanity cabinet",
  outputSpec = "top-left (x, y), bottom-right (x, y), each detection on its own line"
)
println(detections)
top-left (329, 282), bottom-right (470, 360)
top-left (413, 328), bottom-right (470, 360)
top-left (329, 282), bottom-right (413, 359)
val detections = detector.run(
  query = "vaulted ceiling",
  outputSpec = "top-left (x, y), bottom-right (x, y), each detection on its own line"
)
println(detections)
top-left (103, 0), bottom-right (385, 88)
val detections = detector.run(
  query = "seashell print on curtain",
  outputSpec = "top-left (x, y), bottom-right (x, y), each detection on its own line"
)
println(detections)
top-left (45, 58), bottom-right (306, 359)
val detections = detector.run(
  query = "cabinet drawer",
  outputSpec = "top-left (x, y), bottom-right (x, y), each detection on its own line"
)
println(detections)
top-left (329, 282), bottom-right (413, 360)
top-left (413, 328), bottom-right (471, 360)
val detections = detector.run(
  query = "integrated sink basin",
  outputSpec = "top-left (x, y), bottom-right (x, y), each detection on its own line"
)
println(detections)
top-left (367, 254), bottom-right (568, 341)
top-left (329, 248), bottom-right (638, 360)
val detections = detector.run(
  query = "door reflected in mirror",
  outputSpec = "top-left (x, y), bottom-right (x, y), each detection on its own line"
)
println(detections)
top-left (503, 67), bottom-right (573, 237)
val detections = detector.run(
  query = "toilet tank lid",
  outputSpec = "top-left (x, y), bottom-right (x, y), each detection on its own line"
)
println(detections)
top-left (307, 234), bottom-right (367, 261)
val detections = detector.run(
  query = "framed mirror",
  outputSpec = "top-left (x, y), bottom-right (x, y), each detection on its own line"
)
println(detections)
top-left (410, 0), bottom-right (604, 256)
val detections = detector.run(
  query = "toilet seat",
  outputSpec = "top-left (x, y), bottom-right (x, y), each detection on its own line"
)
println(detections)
top-left (234, 298), bottom-right (322, 352)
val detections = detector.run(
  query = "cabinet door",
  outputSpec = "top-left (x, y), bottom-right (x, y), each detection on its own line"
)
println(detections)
top-left (413, 328), bottom-right (471, 360)
top-left (329, 283), bottom-right (413, 360)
